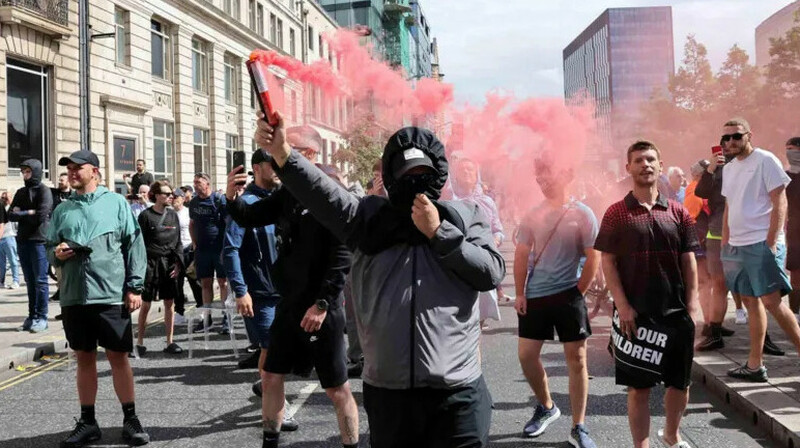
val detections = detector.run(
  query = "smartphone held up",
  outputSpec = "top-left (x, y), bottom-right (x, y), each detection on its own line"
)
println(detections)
top-left (233, 151), bottom-right (247, 185)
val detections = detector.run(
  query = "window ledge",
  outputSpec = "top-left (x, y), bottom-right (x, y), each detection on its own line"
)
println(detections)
top-left (115, 62), bottom-right (133, 72)
top-left (152, 76), bottom-right (173, 88)
top-left (100, 94), bottom-right (152, 112)
top-left (0, 5), bottom-right (71, 39)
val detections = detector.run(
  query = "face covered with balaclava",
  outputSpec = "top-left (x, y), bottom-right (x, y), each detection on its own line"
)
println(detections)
top-left (382, 127), bottom-right (448, 212)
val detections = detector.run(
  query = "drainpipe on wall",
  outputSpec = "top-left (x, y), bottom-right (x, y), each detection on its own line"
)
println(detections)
top-left (78, 0), bottom-right (91, 151)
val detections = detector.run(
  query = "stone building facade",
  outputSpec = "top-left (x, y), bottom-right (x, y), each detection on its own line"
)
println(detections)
top-left (1, 0), bottom-right (346, 193)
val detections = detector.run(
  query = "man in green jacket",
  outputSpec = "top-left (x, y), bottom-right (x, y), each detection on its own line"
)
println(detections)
top-left (47, 150), bottom-right (150, 448)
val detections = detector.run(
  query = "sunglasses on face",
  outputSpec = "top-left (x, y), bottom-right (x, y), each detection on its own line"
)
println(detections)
top-left (721, 132), bottom-right (749, 143)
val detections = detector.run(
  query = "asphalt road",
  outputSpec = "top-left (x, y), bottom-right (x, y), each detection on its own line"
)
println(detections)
top-left (0, 299), bottom-right (779, 448)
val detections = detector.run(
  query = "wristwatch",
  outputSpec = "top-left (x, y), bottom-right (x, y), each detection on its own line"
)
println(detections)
top-left (315, 299), bottom-right (329, 311)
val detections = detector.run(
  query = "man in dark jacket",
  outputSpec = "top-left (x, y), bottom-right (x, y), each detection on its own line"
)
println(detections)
top-left (226, 126), bottom-right (358, 448)
top-left (252, 111), bottom-right (505, 448)
top-left (9, 158), bottom-right (53, 332)
top-left (223, 150), bottom-right (300, 431)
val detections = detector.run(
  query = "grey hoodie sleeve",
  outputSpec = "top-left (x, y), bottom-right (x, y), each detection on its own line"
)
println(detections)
top-left (273, 151), bottom-right (364, 247)
top-left (429, 203), bottom-right (506, 292)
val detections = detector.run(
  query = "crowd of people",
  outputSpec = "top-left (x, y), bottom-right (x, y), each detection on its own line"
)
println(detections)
top-left (1, 113), bottom-right (799, 448)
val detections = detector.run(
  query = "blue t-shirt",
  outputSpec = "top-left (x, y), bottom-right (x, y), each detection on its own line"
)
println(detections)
top-left (518, 200), bottom-right (598, 299)
top-left (189, 193), bottom-right (226, 250)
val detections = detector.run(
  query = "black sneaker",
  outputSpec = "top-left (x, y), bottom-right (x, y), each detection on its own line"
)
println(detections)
top-left (727, 363), bottom-right (768, 382)
top-left (246, 343), bottom-right (260, 353)
top-left (60, 418), bottom-right (101, 448)
top-left (129, 345), bottom-right (147, 358)
top-left (121, 416), bottom-right (150, 446)
top-left (238, 351), bottom-right (261, 369)
top-left (764, 334), bottom-right (785, 356)
top-left (282, 415), bottom-right (299, 432)
top-left (346, 359), bottom-right (363, 378)
top-left (696, 335), bottom-right (724, 351)
top-left (252, 380), bottom-right (263, 397)
top-left (163, 343), bottom-right (183, 355)
top-left (720, 326), bottom-right (735, 337)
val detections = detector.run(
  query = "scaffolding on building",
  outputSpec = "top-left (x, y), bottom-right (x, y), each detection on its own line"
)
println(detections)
top-left (382, 0), bottom-right (412, 70)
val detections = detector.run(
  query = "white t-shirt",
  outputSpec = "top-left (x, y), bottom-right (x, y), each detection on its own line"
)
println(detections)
top-left (722, 148), bottom-right (791, 246)
top-left (175, 206), bottom-right (192, 249)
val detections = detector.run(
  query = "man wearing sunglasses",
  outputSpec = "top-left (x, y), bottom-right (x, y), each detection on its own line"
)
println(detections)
top-left (720, 118), bottom-right (800, 382)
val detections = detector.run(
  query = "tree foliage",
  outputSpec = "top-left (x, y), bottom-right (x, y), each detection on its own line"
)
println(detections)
top-left (332, 113), bottom-right (386, 185)
top-left (669, 35), bottom-right (716, 111)
top-left (635, 20), bottom-right (800, 170)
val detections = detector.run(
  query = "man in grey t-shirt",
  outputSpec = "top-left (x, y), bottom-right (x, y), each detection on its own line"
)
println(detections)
top-left (513, 157), bottom-right (600, 447)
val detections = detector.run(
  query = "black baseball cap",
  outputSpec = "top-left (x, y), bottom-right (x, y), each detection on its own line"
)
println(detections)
top-left (251, 149), bottom-right (272, 167)
top-left (390, 146), bottom-right (436, 178)
top-left (58, 150), bottom-right (100, 167)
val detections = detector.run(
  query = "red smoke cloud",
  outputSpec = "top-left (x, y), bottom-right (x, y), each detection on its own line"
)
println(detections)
top-left (251, 30), bottom-right (599, 220)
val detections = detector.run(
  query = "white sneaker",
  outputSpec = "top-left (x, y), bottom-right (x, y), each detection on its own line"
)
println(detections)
top-left (735, 309), bottom-right (748, 325)
top-left (9, 282), bottom-right (19, 289)
top-left (173, 314), bottom-right (188, 326)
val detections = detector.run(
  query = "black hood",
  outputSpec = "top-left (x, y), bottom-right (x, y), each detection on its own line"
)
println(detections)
top-left (381, 127), bottom-right (448, 200)
top-left (20, 158), bottom-right (43, 188)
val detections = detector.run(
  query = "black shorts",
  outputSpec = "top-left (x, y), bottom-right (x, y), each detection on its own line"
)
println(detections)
top-left (263, 304), bottom-right (348, 389)
top-left (363, 376), bottom-right (492, 448)
top-left (62, 305), bottom-right (133, 353)
top-left (615, 313), bottom-right (695, 390)
top-left (787, 239), bottom-right (800, 271)
top-left (143, 256), bottom-right (179, 302)
top-left (706, 238), bottom-right (724, 277)
top-left (518, 287), bottom-right (591, 342)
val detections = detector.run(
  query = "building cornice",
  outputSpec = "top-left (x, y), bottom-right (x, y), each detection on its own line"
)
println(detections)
top-left (100, 94), bottom-right (153, 112)
top-left (171, 0), bottom-right (297, 57)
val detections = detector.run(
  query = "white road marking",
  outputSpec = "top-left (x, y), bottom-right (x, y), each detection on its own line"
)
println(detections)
top-left (285, 382), bottom-right (318, 418)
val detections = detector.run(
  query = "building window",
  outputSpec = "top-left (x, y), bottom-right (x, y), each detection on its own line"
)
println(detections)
top-left (225, 134), bottom-right (239, 173)
top-left (248, 0), bottom-right (255, 30)
top-left (7, 59), bottom-right (49, 177)
top-left (289, 28), bottom-right (296, 57)
top-left (153, 121), bottom-right (175, 184)
top-left (277, 18), bottom-right (284, 49)
top-left (257, 4), bottom-right (264, 36)
top-left (224, 53), bottom-right (238, 105)
top-left (193, 128), bottom-right (210, 175)
top-left (192, 38), bottom-right (209, 93)
top-left (151, 19), bottom-right (171, 80)
top-left (269, 13), bottom-right (277, 43)
top-left (291, 90), bottom-right (297, 123)
top-left (318, 35), bottom-right (323, 58)
top-left (114, 7), bottom-right (130, 65)
top-left (224, 0), bottom-right (240, 20)
top-left (308, 26), bottom-right (314, 50)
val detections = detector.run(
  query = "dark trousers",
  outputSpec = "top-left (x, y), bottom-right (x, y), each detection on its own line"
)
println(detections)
top-left (18, 240), bottom-right (49, 320)
top-left (363, 376), bottom-right (492, 448)
top-left (176, 247), bottom-right (203, 315)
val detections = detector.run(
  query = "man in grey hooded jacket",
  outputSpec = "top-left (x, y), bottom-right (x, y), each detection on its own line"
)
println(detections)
top-left (251, 111), bottom-right (506, 448)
